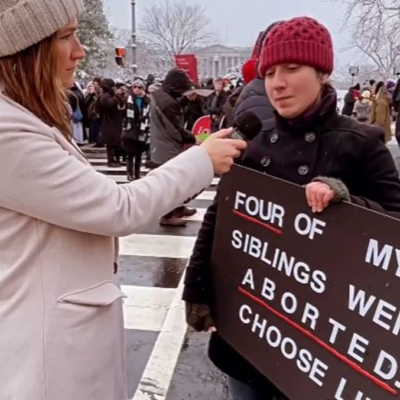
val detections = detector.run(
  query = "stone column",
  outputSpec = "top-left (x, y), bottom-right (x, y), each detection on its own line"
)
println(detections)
top-left (221, 56), bottom-right (226, 76)
top-left (202, 58), bottom-right (207, 78)
top-left (209, 58), bottom-right (214, 78)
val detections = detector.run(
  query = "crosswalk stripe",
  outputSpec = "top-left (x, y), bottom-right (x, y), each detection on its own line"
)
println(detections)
top-left (131, 275), bottom-right (187, 400)
top-left (122, 285), bottom-right (175, 332)
top-left (93, 164), bottom-right (151, 173)
top-left (196, 191), bottom-right (217, 201)
top-left (120, 234), bottom-right (196, 259)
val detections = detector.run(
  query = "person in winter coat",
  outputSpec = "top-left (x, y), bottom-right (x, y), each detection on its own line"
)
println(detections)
top-left (222, 86), bottom-right (245, 128)
top-left (98, 79), bottom-right (127, 167)
top-left (146, 73), bottom-right (156, 91)
top-left (370, 81), bottom-right (393, 142)
top-left (85, 76), bottom-right (103, 147)
top-left (183, 87), bottom-right (206, 131)
top-left (121, 78), bottom-right (151, 181)
top-left (234, 22), bottom-right (281, 126)
top-left (342, 83), bottom-right (360, 116)
top-left (0, 2), bottom-right (247, 398)
top-left (150, 68), bottom-right (200, 226)
top-left (205, 77), bottom-right (229, 132)
top-left (387, 79), bottom-right (397, 100)
top-left (183, 17), bottom-right (400, 400)
top-left (68, 83), bottom-right (86, 145)
top-left (352, 90), bottom-right (371, 123)
top-left (393, 77), bottom-right (400, 146)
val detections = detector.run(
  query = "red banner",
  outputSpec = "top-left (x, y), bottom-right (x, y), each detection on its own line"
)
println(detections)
top-left (175, 54), bottom-right (199, 84)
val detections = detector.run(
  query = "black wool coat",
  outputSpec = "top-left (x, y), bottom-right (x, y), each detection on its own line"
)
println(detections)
top-left (205, 91), bottom-right (228, 132)
top-left (182, 95), bottom-right (400, 392)
top-left (98, 93), bottom-right (125, 146)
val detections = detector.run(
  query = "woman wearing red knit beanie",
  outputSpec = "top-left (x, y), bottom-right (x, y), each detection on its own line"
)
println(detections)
top-left (184, 16), bottom-right (400, 400)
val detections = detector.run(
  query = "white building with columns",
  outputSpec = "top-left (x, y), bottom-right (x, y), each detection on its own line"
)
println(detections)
top-left (194, 44), bottom-right (252, 79)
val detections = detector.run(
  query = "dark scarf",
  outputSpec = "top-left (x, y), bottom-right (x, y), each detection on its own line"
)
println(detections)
top-left (275, 86), bottom-right (338, 132)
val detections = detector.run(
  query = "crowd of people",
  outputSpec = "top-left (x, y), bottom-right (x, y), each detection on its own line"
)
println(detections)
top-left (67, 67), bottom-right (256, 226)
top-left (342, 78), bottom-right (400, 143)
top-left (3, 0), bottom-right (400, 399)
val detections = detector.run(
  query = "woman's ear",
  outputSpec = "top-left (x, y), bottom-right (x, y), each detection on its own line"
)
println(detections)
top-left (320, 73), bottom-right (330, 84)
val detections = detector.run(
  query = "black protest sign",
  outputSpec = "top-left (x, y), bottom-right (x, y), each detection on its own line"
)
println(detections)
top-left (211, 164), bottom-right (400, 400)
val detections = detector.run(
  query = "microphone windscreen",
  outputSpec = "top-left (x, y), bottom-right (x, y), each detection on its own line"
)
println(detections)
top-left (233, 111), bottom-right (262, 141)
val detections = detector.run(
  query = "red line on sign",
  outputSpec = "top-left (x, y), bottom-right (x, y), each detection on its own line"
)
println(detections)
top-left (232, 210), bottom-right (283, 236)
top-left (238, 286), bottom-right (397, 396)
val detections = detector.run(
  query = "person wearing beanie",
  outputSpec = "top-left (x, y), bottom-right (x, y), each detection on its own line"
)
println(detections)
top-left (184, 16), bottom-right (400, 400)
top-left (234, 21), bottom-right (282, 125)
top-left (121, 77), bottom-right (151, 181)
top-left (0, 2), bottom-right (247, 398)
top-left (387, 79), bottom-right (396, 95)
top-left (241, 58), bottom-right (258, 85)
top-left (132, 77), bottom-right (147, 91)
top-left (150, 68), bottom-right (212, 226)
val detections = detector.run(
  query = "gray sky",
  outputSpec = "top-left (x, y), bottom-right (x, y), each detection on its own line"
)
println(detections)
top-left (103, 0), bottom-right (358, 66)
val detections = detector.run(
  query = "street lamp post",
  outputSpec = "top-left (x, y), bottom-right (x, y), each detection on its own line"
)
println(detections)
top-left (349, 66), bottom-right (359, 86)
top-left (131, 0), bottom-right (137, 75)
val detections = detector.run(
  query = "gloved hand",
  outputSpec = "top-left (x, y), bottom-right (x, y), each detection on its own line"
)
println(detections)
top-left (312, 176), bottom-right (350, 202)
top-left (306, 177), bottom-right (350, 213)
top-left (185, 303), bottom-right (215, 332)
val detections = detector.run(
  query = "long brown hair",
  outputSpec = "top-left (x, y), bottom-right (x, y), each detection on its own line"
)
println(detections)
top-left (0, 35), bottom-right (72, 140)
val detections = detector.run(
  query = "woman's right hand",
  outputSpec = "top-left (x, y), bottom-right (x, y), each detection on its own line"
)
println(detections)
top-left (185, 302), bottom-right (217, 333)
top-left (201, 129), bottom-right (247, 175)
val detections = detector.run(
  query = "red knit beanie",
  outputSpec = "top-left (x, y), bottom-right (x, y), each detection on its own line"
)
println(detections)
top-left (258, 17), bottom-right (334, 77)
top-left (242, 59), bottom-right (258, 84)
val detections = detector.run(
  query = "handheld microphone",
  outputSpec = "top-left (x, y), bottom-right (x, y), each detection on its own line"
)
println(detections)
top-left (231, 111), bottom-right (262, 141)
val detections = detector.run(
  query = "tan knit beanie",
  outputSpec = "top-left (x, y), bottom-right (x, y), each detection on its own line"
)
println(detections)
top-left (0, 0), bottom-right (84, 58)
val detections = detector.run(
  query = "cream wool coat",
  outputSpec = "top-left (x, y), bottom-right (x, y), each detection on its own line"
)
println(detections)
top-left (0, 93), bottom-right (214, 400)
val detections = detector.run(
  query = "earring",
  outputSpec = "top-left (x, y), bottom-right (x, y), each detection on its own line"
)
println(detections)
top-left (13, 64), bottom-right (17, 74)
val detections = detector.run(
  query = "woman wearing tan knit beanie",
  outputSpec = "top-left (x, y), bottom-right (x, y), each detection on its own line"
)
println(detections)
top-left (0, 1), bottom-right (247, 399)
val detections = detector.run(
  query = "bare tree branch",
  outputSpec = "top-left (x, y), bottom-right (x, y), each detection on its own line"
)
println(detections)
top-left (140, 0), bottom-right (215, 64)
top-left (332, 0), bottom-right (400, 77)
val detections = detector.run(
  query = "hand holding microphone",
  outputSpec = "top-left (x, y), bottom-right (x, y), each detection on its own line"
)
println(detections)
top-left (201, 129), bottom-right (244, 175)
top-left (230, 111), bottom-right (263, 141)
top-left (200, 111), bottom-right (262, 175)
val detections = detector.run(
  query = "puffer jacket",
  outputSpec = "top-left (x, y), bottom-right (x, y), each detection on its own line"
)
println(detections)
top-left (234, 78), bottom-right (275, 128)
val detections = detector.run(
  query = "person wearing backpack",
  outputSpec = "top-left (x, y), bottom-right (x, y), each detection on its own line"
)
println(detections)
top-left (353, 90), bottom-right (371, 123)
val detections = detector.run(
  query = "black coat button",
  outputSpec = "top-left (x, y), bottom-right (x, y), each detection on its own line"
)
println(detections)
top-left (270, 133), bottom-right (279, 144)
top-left (261, 156), bottom-right (271, 167)
top-left (305, 132), bottom-right (316, 143)
top-left (298, 165), bottom-right (310, 176)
